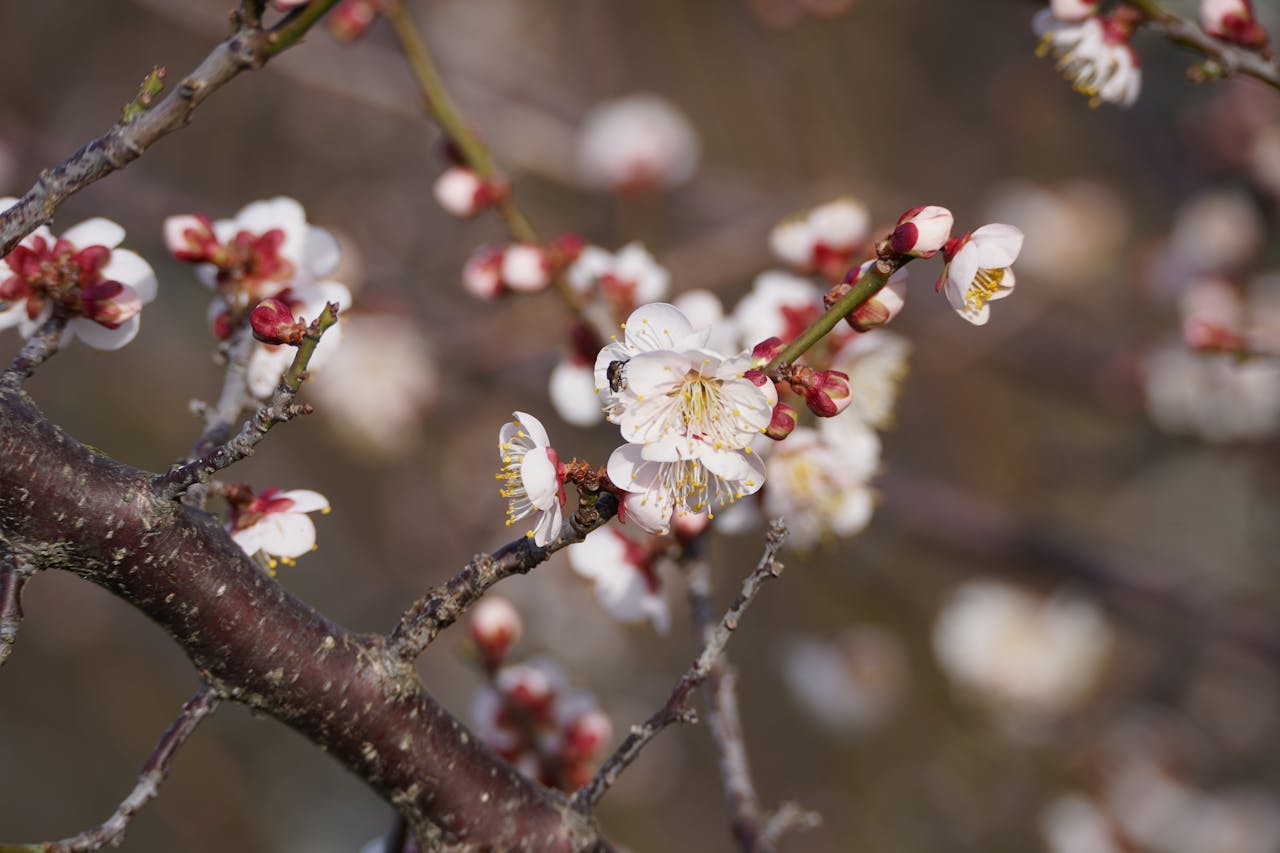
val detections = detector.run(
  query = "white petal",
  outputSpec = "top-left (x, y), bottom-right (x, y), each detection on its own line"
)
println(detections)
top-left (100, 249), bottom-right (157, 303)
top-left (69, 314), bottom-right (140, 350)
top-left (256, 512), bottom-right (318, 558)
top-left (550, 361), bottom-right (605, 427)
top-left (248, 345), bottom-right (293, 397)
top-left (971, 223), bottom-right (1024, 267)
top-left (61, 218), bottom-right (125, 250)
top-left (622, 303), bottom-right (694, 351)
top-left (512, 411), bottom-right (550, 448)
top-left (521, 446), bottom-right (561, 509)
top-left (0, 301), bottom-right (27, 330)
top-left (304, 226), bottom-right (341, 279)
top-left (532, 502), bottom-right (562, 546)
top-left (278, 489), bottom-right (330, 514)
top-left (568, 528), bottom-right (629, 579)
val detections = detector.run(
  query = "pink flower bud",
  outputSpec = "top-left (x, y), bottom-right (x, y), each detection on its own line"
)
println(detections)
top-left (751, 336), bottom-right (786, 367)
top-left (433, 166), bottom-right (491, 219)
top-left (470, 597), bottom-right (523, 671)
top-left (1050, 0), bottom-right (1098, 22)
top-left (80, 280), bottom-right (142, 329)
top-left (1200, 0), bottom-right (1268, 47)
top-left (849, 279), bottom-right (907, 331)
top-left (250, 297), bottom-right (307, 345)
top-left (802, 370), bottom-right (852, 417)
top-left (889, 205), bottom-right (954, 259)
top-left (328, 0), bottom-right (378, 41)
top-left (463, 246), bottom-right (505, 300)
top-left (764, 401), bottom-right (799, 440)
top-left (561, 710), bottom-right (612, 762)
top-left (501, 244), bottom-right (551, 292)
top-left (163, 214), bottom-right (219, 263)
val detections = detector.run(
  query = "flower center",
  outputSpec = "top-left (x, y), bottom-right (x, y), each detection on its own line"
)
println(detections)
top-left (674, 372), bottom-right (741, 447)
top-left (497, 430), bottom-right (534, 525)
top-left (964, 267), bottom-right (1006, 312)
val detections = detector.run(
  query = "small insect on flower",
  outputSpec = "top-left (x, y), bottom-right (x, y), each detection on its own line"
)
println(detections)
top-left (606, 359), bottom-right (629, 393)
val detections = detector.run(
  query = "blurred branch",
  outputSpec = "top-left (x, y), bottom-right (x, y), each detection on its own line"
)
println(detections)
top-left (389, 491), bottom-right (619, 660)
top-left (0, 0), bottom-right (341, 257)
top-left (1127, 0), bottom-right (1280, 90)
top-left (155, 304), bottom-right (340, 499)
top-left (572, 521), bottom-right (789, 813)
top-left (2, 313), bottom-right (68, 387)
top-left (382, 0), bottom-right (591, 322)
top-left (0, 551), bottom-right (32, 669)
top-left (0, 687), bottom-right (219, 853)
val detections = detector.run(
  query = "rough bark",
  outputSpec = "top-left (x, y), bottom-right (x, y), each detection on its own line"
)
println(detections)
top-left (0, 382), bottom-right (609, 851)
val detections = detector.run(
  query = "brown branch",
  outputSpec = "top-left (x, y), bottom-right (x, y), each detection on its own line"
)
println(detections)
top-left (571, 521), bottom-right (789, 813)
top-left (1126, 0), bottom-right (1280, 90)
top-left (0, 688), bottom-right (220, 853)
top-left (2, 313), bottom-right (69, 387)
top-left (154, 304), bottom-right (340, 499)
top-left (388, 491), bottom-right (620, 660)
top-left (0, 0), bottom-right (341, 258)
top-left (0, 550), bottom-right (32, 669)
top-left (0, 383), bottom-right (610, 851)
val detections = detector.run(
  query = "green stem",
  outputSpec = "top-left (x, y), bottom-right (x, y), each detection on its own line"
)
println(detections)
top-left (765, 259), bottom-right (906, 373)
top-left (264, 0), bottom-right (343, 58)
top-left (283, 302), bottom-right (340, 389)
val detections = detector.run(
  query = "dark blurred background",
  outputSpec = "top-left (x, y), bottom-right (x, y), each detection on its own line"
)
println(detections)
top-left (1, 1), bottom-right (1279, 851)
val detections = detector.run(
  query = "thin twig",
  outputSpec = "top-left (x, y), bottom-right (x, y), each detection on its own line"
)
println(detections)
top-left (571, 521), bottom-right (789, 813)
top-left (0, 687), bottom-right (220, 853)
top-left (759, 802), bottom-right (822, 848)
top-left (2, 313), bottom-right (68, 386)
top-left (154, 304), bottom-right (340, 499)
top-left (0, 551), bottom-right (32, 669)
top-left (1126, 0), bottom-right (1280, 90)
top-left (388, 492), bottom-right (619, 660)
top-left (0, 0), bottom-right (341, 257)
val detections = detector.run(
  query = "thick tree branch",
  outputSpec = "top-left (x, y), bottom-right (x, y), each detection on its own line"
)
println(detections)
top-left (1126, 0), bottom-right (1280, 90)
top-left (389, 491), bottom-right (619, 660)
top-left (0, 0), bottom-right (341, 257)
top-left (0, 551), bottom-right (32, 669)
top-left (571, 521), bottom-right (789, 813)
top-left (0, 688), bottom-right (220, 853)
top-left (0, 384), bottom-right (610, 851)
top-left (155, 304), bottom-right (339, 499)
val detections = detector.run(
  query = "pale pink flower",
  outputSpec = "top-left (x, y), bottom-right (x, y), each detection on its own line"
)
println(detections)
top-left (769, 198), bottom-right (870, 279)
top-left (576, 94), bottom-right (700, 192)
top-left (566, 242), bottom-right (670, 307)
top-left (762, 422), bottom-right (879, 547)
top-left (1200, 0), bottom-right (1268, 47)
top-left (889, 205), bottom-right (954, 259)
top-left (227, 487), bottom-right (331, 568)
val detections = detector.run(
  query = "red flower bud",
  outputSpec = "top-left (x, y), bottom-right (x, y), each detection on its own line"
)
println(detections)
top-left (250, 298), bottom-right (307, 345)
top-left (801, 369), bottom-right (852, 418)
top-left (764, 401), bottom-right (799, 440)
top-left (889, 205), bottom-right (953, 259)
top-left (163, 214), bottom-right (220, 263)
top-left (328, 0), bottom-right (378, 41)
top-left (751, 336), bottom-right (786, 367)
top-left (470, 597), bottom-right (523, 672)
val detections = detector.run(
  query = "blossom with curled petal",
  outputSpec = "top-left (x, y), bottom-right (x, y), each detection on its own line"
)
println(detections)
top-left (227, 487), bottom-right (331, 570)
top-left (497, 412), bottom-right (566, 546)
top-left (0, 198), bottom-right (157, 350)
top-left (1034, 12), bottom-right (1142, 108)
top-left (939, 224), bottom-right (1024, 325)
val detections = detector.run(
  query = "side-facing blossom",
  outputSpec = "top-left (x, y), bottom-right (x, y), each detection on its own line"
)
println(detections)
top-left (226, 487), bottom-right (331, 570)
top-left (769, 198), bottom-right (870, 280)
top-left (939, 224), bottom-right (1024, 325)
top-left (0, 198), bottom-right (157, 350)
top-left (576, 94), bottom-right (700, 192)
top-left (568, 527), bottom-right (670, 632)
top-left (1034, 12), bottom-right (1142, 108)
top-left (1200, 0), bottom-right (1269, 48)
top-left (497, 412), bottom-right (566, 546)
top-left (1144, 343), bottom-right (1280, 443)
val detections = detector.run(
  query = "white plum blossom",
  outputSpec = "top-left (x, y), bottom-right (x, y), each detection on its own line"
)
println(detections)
top-left (933, 579), bottom-right (1112, 720)
top-left (731, 270), bottom-right (822, 349)
top-left (227, 488), bottom-right (331, 569)
top-left (549, 359), bottom-right (605, 427)
top-left (673, 288), bottom-right (737, 354)
top-left (306, 311), bottom-right (438, 456)
top-left (769, 197), bottom-right (870, 279)
top-left (0, 198), bottom-right (157, 350)
top-left (566, 242), bottom-right (670, 307)
top-left (762, 420), bottom-right (880, 547)
top-left (576, 94), bottom-right (700, 192)
top-left (497, 412), bottom-right (566, 546)
top-left (568, 527), bottom-right (670, 632)
top-left (939, 224), bottom-right (1024, 325)
top-left (1034, 12), bottom-right (1142, 108)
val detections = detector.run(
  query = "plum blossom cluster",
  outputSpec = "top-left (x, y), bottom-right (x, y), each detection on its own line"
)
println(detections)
top-left (223, 484), bottom-right (332, 573)
top-left (467, 601), bottom-right (611, 790)
top-left (0, 198), bottom-right (157, 350)
top-left (164, 197), bottom-right (353, 397)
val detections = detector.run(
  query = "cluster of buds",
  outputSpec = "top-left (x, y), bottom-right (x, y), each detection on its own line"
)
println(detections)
top-left (464, 234), bottom-right (585, 300)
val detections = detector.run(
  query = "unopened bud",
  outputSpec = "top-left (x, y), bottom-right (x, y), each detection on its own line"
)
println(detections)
top-left (501, 244), bottom-right (551, 292)
top-left (889, 205), bottom-right (953, 259)
top-left (751, 337), bottom-right (786, 367)
top-left (1200, 0), bottom-right (1268, 47)
top-left (801, 369), bottom-right (852, 418)
top-left (163, 214), bottom-right (219, 263)
top-left (328, 0), bottom-right (378, 41)
top-left (849, 279), bottom-right (907, 331)
top-left (562, 710), bottom-right (612, 762)
top-left (470, 597), bottom-right (523, 671)
top-left (250, 298), bottom-right (306, 345)
top-left (433, 166), bottom-right (493, 219)
top-left (463, 246), bottom-right (505, 300)
top-left (764, 401), bottom-right (799, 440)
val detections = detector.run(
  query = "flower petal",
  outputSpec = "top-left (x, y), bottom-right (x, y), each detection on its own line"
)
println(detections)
top-left (68, 314), bottom-right (140, 350)
top-left (61, 218), bottom-right (125, 251)
top-left (100, 249), bottom-right (158, 303)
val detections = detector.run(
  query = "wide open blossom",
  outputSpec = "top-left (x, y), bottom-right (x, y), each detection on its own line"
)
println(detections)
top-left (568, 526), bottom-right (670, 633)
top-left (497, 412), bottom-right (566, 546)
top-left (1034, 12), bottom-right (1142, 108)
top-left (227, 487), bottom-right (331, 570)
top-left (939, 224), bottom-right (1024, 325)
top-left (0, 198), bottom-right (157, 350)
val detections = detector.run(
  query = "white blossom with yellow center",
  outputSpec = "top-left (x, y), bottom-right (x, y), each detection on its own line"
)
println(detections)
top-left (940, 224), bottom-right (1024, 326)
top-left (496, 411), bottom-right (564, 546)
